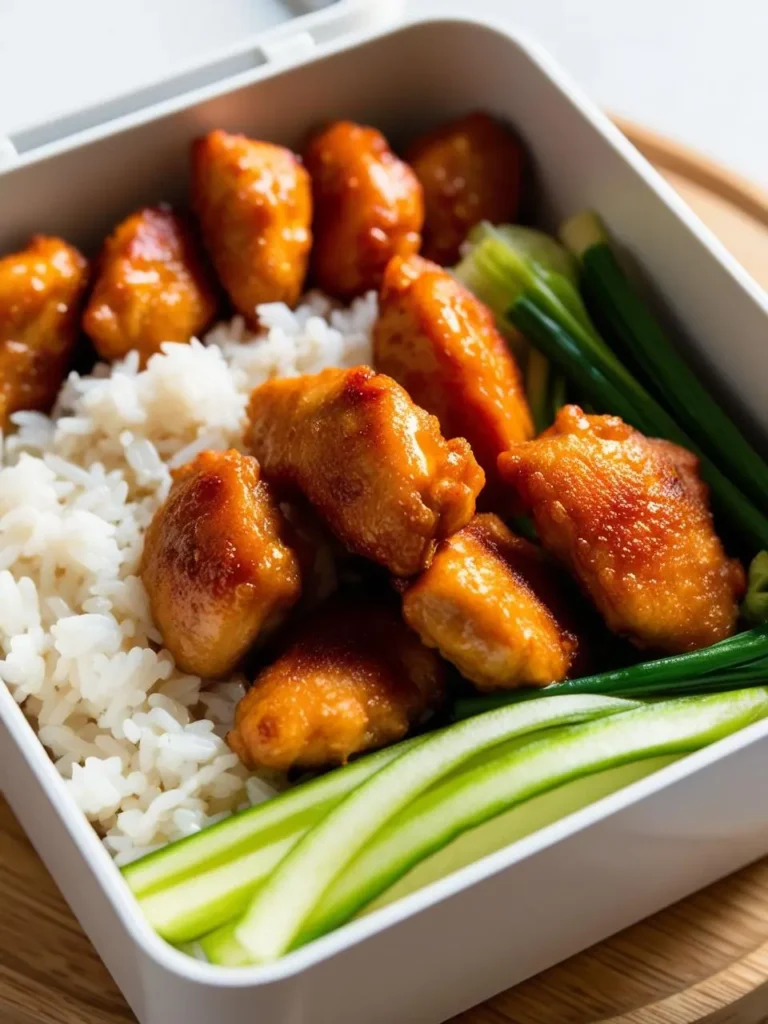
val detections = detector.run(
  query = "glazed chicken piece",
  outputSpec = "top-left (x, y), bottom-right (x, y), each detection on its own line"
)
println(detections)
top-left (303, 121), bottom-right (424, 299)
top-left (247, 366), bottom-right (484, 577)
top-left (227, 598), bottom-right (445, 771)
top-left (406, 112), bottom-right (524, 265)
top-left (498, 405), bottom-right (745, 654)
top-left (141, 449), bottom-right (302, 678)
top-left (374, 254), bottom-right (533, 503)
top-left (0, 235), bottom-right (88, 429)
top-left (402, 514), bottom-right (588, 691)
top-left (83, 206), bottom-right (217, 364)
top-left (191, 130), bottom-right (312, 326)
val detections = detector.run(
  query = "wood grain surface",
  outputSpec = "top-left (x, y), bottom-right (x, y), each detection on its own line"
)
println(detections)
top-left (2, 123), bottom-right (768, 1024)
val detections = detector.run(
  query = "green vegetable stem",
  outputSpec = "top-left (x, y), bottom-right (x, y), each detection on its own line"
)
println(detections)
top-left (560, 211), bottom-right (768, 512)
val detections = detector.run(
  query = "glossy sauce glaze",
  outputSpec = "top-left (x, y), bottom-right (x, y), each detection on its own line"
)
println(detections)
top-left (402, 513), bottom-right (591, 690)
top-left (227, 596), bottom-right (445, 771)
top-left (0, 235), bottom-right (88, 429)
top-left (406, 112), bottom-right (524, 266)
top-left (304, 121), bottom-right (424, 299)
top-left (141, 449), bottom-right (302, 678)
top-left (191, 130), bottom-right (312, 325)
top-left (499, 405), bottom-right (746, 653)
top-left (83, 205), bottom-right (217, 364)
top-left (374, 253), bottom-right (533, 504)
top-left (246, 365), bottom-right (485, 577)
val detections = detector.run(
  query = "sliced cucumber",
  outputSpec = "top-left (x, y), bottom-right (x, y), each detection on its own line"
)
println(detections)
top-left (205, 688), bottom-right (768, 966)
top-left (230, 694), bottom-right (636, 964)
top-left (140, 833), bottom-right (298, 944)
top-left (299, 688), bottom-right (768, 943)
top-left (123, 736), bottom-right (425, 898)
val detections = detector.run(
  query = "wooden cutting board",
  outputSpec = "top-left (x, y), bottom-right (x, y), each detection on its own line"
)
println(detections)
top-left (2, 121), bottom-right (768, 1024)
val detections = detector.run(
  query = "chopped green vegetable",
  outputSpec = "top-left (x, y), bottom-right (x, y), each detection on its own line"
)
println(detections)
top-left (484, 223), bottom-right (579, 284)
top-left (140, 834), bottom-right (298, 944)
top-left (227, 694), bottom-right (634, 964)
top-left (525, 348), bottom-right (551, 433)
top-left (560, 211), bottom-right (768, 512)
top-left (206, 689), bottom-right (768, 964)
top-left (508, 297), bottom-right (768, 548)
top-left (549, 371), bottom-right (568, 420)
top-left (457, 228), bottom-right (768, 548)
top-left (300, 688), bottom-right (768, 945)
top-left (122, 736), bottom-right (424, 898)
top-left (743, 552), bottom-right (768, 625)
top-left (453, 626), bottom-right (768, 720)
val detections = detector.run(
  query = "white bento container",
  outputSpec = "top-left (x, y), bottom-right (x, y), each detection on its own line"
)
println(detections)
top-left (2, 4), bottom-right (768, 1022)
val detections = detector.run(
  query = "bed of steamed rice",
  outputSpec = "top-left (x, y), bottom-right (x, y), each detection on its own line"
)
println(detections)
top-left (0, 291), bottom-right (377, 865)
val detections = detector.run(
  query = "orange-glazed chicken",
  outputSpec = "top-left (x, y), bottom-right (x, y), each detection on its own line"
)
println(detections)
top-left (374, 254), bottom-right (533, 503)
top-left (83, 206), bottom-right (217, 365)
top-left (499, 405), bottom-right (745, 654)
top-left (141, 449), bottom-right (302, 678)
top-left (247, 366), bottom-right (484, 577)
top-left (303, 121), bottom-right (424, 299)
top-left (227, 597), bottom-right (445, 771)
top-left (191, 130), bottom-right (312, 326)
top-left (406, 112), bottom-right (524, 265)
top-left (402, 514), bottom-right (587, 691)
top-left (0, 235), bottom-right (88, 429)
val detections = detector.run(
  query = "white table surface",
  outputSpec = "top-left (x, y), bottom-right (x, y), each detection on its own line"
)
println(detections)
top-left (0, 0), bottom-right (766, 187)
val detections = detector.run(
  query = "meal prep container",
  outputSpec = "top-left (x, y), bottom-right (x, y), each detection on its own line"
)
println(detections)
top-left (2, 4), bottom-right (768, 1021)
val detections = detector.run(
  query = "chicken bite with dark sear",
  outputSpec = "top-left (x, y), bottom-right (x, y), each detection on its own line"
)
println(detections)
top-left (0, 235), bottom-right (88, 430)
top-left (402, 514), bottom-right (589, 691)
top-left (374, 254), bottom-right (533, 504)
top-left (406, 111), bottom-right (524, 266)
top-left (191, 130), bottom-right (312, 326)
top-left (499, 405), bottom-right (745, 654)
top-left (141, 449), bottom-right (302, 678)
top-left (227, 598), bottom-right (445, 772)
top-left (83, 206), bottom-right (217, 365)
top-left (303, 121), bottom-right (424, 299)
top-left (246, 366), bottom-right (485, 577)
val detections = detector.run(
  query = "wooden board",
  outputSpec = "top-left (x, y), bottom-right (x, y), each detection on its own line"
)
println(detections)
top-left (2, 122), bottom-right (768, 1024)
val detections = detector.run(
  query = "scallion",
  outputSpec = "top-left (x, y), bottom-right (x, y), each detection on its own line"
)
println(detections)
top-left (453, 626), bottom-right (768, 720)
top-left (561, 211), bottom-right (768, 511)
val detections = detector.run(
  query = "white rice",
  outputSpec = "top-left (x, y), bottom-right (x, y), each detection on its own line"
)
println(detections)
top-left (0, 291), bottom-right (377, 865)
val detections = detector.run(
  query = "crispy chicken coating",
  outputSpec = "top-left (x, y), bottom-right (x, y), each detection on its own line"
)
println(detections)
top-left (374, 254), bottom-right (533, 503)
top-left (498, 405), bottom-right (745, 653)
top-left (247, 366), bottom-right (484, 576)
top-left (406, 112), bottom-right (524, 265)
top-left (0, 235), bottom-right (88, 429)
top-left (191, 130), bottom-right (312, 325)
top-left (227, 598), bottom-right (445, 771)
top-left (83, 206), bottom-right (217, 365)
top-left (402, 514), bottom-right (586, 690)
top-left (141, 449), bottom-right (302, 678)
top-left (303, 121), bottom-right (424, 299)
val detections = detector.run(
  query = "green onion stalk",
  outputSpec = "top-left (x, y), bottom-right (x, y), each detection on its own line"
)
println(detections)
top-left (456, 223), bottom-right (768, 550)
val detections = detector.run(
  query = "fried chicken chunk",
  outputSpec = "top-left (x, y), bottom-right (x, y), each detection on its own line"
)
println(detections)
top-left (247, 366), bottom-right (484, 576)
top-left (402, 514), bottom-right (587, 690)
top-left (191, 130), bottom-right (312, 325)
top-left (83, 206), bottom-right (217, 364)
top-left (498, 406), bottom-right (745, 653)
top-left (406, 112), bottom-right (524, 265)
top-left (303, 121), bottom-right (424, 299)
top-left (374, 254), bottom-right (533, 502)
top-left (227, 598), bottom-right (445, 771)
top-left (141, 449), bottom-right (302, 678)
top-left (0, 235), bottom-right (88, 429)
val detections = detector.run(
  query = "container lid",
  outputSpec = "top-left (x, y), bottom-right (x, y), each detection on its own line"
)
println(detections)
top-left (0, 0), bottom-right (402, 164)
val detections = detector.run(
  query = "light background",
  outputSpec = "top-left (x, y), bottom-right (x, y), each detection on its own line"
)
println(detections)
top-left (0, 0), bottom-right (766, 186)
